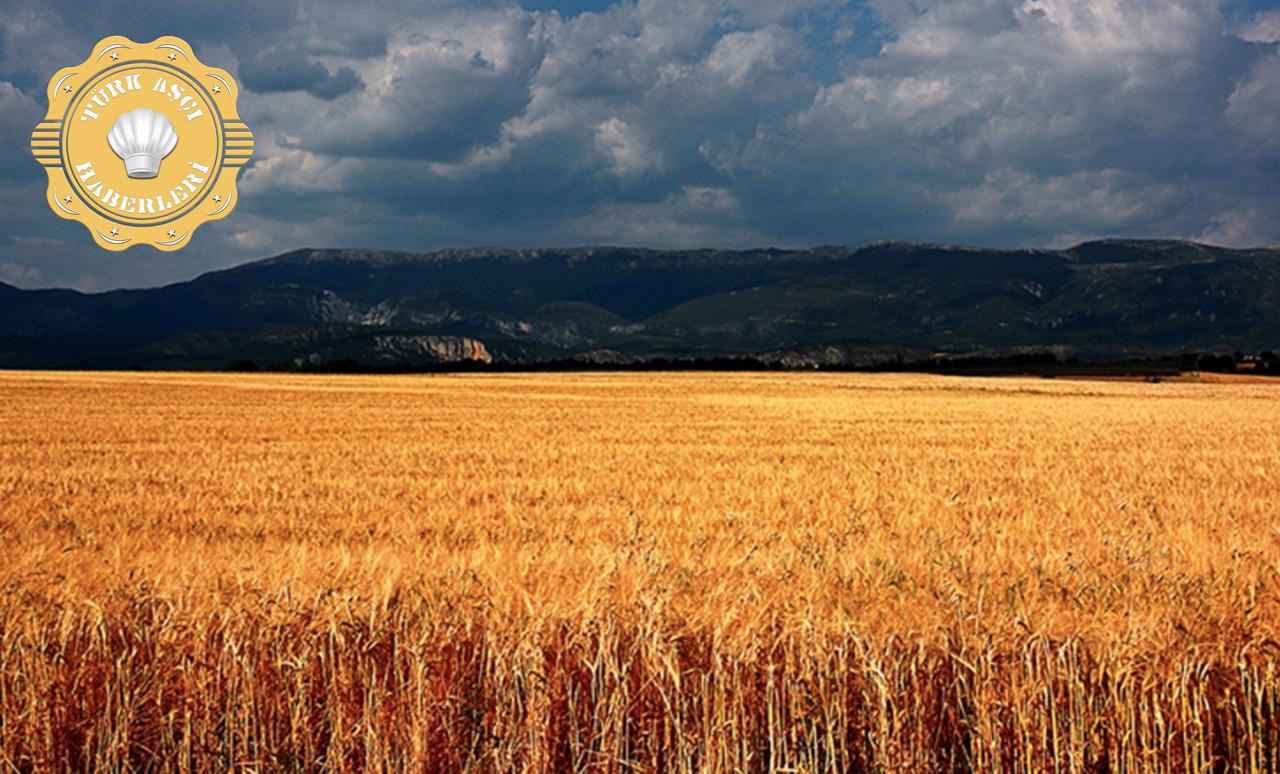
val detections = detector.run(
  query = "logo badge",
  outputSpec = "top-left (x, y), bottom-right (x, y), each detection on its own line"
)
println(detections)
top-left (31, 36), bottom-right (252, 251)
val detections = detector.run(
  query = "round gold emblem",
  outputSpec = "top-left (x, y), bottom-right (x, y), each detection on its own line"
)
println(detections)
top-left (31, 36), bottom-right (252, 251)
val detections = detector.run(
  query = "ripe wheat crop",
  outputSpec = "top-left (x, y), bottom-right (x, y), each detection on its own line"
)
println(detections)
top-left (1, 370), bottom-right (1278, 772)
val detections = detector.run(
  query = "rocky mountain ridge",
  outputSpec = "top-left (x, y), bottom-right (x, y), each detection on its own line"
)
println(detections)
top-left (1, 239), bottom-right (1277, 369)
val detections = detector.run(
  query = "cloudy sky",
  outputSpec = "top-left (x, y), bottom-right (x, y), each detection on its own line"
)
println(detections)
top-left (1, 0), bottom-right (1278, 290)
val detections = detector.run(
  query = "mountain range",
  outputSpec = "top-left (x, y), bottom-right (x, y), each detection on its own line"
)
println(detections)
top-left (1, 239), bottom-right (1277, 369)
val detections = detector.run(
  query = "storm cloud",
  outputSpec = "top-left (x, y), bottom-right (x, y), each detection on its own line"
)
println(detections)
top-left (1, 0), bottom-right (1277, 289)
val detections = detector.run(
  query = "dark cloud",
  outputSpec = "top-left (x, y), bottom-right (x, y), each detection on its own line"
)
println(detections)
top-left (0, 0), bottom-right (1278, 290)
top-left (239, 48), bottom-right (332, 93)
top-left (240, 49), bottom-right (364, 99)
top-left (308, 66), bottom-right (364, 100)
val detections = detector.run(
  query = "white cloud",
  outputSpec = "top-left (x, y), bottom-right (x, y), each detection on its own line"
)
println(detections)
top-left (1238, 10), bottom-right (1280, 43)
top-left (1016, 0), bottom-right (1204, 55)
top-left (949, 168), bottom-right (1174, 228)
top-left (1226, 52), bottom-right (1280, 153)
top-left (594, 117), bottom-right (663, 178)
top-left (563, 189), bottom-right (762, 247)
top-left (679, 185), bottom-right (739, 214)
top-left (239, 139), bottom-right (361, 195)
top-left (1, 259), bottom-right (44, 286)
top-left (0, 81), bottom-right (41, 179)
top-left (1196, 207), bottom-right (1276, 248)
top-left (706, 26), bottom-right (798, 88)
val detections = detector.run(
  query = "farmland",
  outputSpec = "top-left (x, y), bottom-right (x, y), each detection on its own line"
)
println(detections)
top-left (1, 370), bottom-right (1278, 771)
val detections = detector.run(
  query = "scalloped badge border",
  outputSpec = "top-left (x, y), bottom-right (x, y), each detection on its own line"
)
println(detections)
top-left (31, 36), bottom-right (252, 251)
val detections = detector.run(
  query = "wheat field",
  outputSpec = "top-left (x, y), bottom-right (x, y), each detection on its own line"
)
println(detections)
top-left (1, 370), bottom-right (1278, 772)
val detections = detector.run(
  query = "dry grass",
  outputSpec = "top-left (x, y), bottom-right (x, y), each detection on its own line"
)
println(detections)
top-left (1, 370), bottom-right (1279, 772)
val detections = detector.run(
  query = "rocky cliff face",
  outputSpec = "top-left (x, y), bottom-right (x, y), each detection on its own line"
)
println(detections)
top-left (373, 335), bottom-right (492, 363)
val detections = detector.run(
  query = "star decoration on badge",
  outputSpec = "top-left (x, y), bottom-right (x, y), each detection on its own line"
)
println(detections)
top-left (31, 36), bottom-right (253, 251)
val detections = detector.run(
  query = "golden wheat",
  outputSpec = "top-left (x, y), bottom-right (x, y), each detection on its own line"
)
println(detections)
top-left (1, 370), bottom-right (1278, 772)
